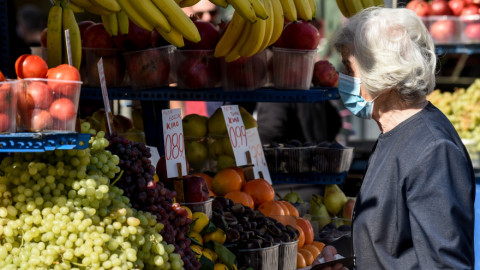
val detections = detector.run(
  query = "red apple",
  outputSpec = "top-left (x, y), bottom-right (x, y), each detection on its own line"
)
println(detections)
top-left (429, 19), bottom-right (456, 43)
top-left (78, 20), bottom-right (95, 40)
top-left (448, 0), bottom-right (465, 16)
top-left (183, 19), bottom-right (220, 50)
top-left (429, 0), bottom-right (452, 15)
top-left (183, 175), bottom-right (210, 203)
top-left (465, 22), bottom-right (480, 40)
top-left (28, 109), bottom-right (53, 131)
top-left (461, 4), bottom-right (480, 15)
top-left (126, 47), bottom-right (170, 89)
top-left (280, 21), bottom-right (321, 50)
top-left (25, 81), bottom-right (53, 109)
top-left (113, 20), bottom-right (152, 51)
top-left (407, 0), bottom-right (430, 17)
top-left (312, 60), bottom-right (339, 87)
top-left (83, 23), bottom-right (115, 49)
top-left (49, 98), bottom-right (77, 122)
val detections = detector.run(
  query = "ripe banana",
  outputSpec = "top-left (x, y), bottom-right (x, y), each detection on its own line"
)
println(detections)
top-left (308, 0), bottom-right (316, 18)
top-left (47, 1), bottom-right (63, 68)
top-left (89, 0), bottom-right (121, 12)
top-left (127, 0), bottom-right (172, 33)
top-left (294, 0), bottom-right (312, 21)
top-left (209, 0), bottom-right (229, 8)
top-left (279, 0), bottom-right (297, 22)
top-left (214, 12), bottom-right (246, 57)
top-left (116, 0), bottom-right (154, 31)
top-left (180, 0), bottom-right (201, 8)
top-left (249, 0), bottom-right (269, 20)
top-left (156, 27), bottom-right (185, 48)
top-left (70, 0), bottom-right (95, 9)
top-left (240, 18), bottom-right (266, 57)
top-left (51, 0), bottom-right (84, 13)
top-left (225, 21), bottom-right (252, 62)
top-left (258, 0), bottom-right (274, 52)
top-left (268, 0), bottom-right (284, 46)
top-left (335, 0), bottom-right (349, 17)
top-left (151, 0), bottom-right (201, 43)
top-left (360, 0), bottom-right (384, 8)
top-left (227, 0), bottom-right (257, 23)
top-left (117, 10), bottom-right (130, 35)
top-left (101, 13), bottom-right (119, 36)
top-left (337, 0), bottom-right (365, 17)
top-left (62, 4), bottom-right (82, 69)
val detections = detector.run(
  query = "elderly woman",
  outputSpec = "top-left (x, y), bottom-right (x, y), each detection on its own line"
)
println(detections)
top-left (314, 7), bottom-right (475, 270)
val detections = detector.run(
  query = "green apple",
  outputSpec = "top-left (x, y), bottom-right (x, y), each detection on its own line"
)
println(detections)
top-left (239, 106), bottom-right (257, 130)
top-left (221, 137), bottom-right (235, 158)
top-left (208, 139), bottom-right (224, 160)
top-left (185, 140), bottom-right (208, 166)
top-left (182, 114), bottom-right (208, 138)
top-left (217, 155), bottom-right (236, 171)
top-left (208, 108), bottom-right (227, 135)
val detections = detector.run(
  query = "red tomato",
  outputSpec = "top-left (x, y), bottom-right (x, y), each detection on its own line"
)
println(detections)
top-left (0, 113), bottom-right (10, 132)
top-left (28, 109), bottom-right (53, 131)
top-left (15, 54), bottom-right (48, 79)
top-left (25, 81), bottom-right (53, 110)
top-left (49, 98), bottom-right (77, 121)
top-left (0, 84), bottom-right (12, 113)
top-left (46, 64), bottom-right (81, 96)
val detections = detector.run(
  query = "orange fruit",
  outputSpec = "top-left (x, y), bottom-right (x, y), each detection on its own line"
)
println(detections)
top-left (229, 167), bottom-right (246, 186)
top-left (297, 252), bottom-right (306, 268)
top-left (277, 201), bottom-right (290, 215)
top-left (302, 244), bottom-right (321, 259)
top-left (193, 172), bottom-right (216, 197)
top-left (312, 241), bottom-right (326, 253)
top-left (258, 200), bottom-right (285, 217)
top-left (279, 201), bottom-right (299, 217)
top-left (296, 218), bottom-right (314, 245)
top-left (242, 179), bottom-right (275, 207)
top-left (212, 168), bottom-right (243, 196)
top-left (298, 249), bottom-right (314, 266)
top-left (225, 191), bottom-right (255, 210)
top-left (296, 224), bottom-right (305, 249)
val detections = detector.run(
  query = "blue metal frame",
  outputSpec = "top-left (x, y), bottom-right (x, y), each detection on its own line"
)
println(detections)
top-left (0, 133), bottom-right (91, 152)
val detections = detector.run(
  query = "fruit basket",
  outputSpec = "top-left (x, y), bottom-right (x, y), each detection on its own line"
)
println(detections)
top-left (459, 15), bottom-right (480, 44)
top-left (279, 240), bottom-right (299, 270)
top-left (236, 244), bottom-right (280, 270)
top-left (17, 78), bottom-right (82, 132)
top-left (180, 197), bottom-right (214, 219)
top-left (84, 47), bottom-right (126, 87)
top-left (277, 145), bottom-right (315, 173)
top-left (221, 50), bottom-right (268, 91)
top-left (0, 80), bottom-right (19, 133)
top-left (272, 47), bottom-right (317, 90)
top-left (311, 145), bottom-right (354, 173)
top-left (173, 49), bottom-right (221, 89)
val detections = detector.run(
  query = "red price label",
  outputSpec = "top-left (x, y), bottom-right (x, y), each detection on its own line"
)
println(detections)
top-left (162, 109), bottom-right (187, 178)
top-left (164, 133), bottom-right (184, 161)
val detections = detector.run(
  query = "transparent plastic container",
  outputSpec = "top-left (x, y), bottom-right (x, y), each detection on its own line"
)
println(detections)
top-left (427, 16), bottom-right (460, 44)
top-left (17, 78), bottom-right (82, 132)
top-left (0, 80), bottom-right (19, 133)
top-left (180, 197), bottom-right (213, 219)
top-left (237, 244), bottom-right (279, 270)
top-left (272, 47), bottom-right (317, 90)
top-left (174, 50), bottom-right (221, 89)
top-left (278, 146), bottom-right (315, 173)
top-left (30, 46), bottom-right (47, 62)
top-left (124, 45), bottom-right (174, 90)
top-left (279, 240), bottom-right (298, 270)
top-left (221, 50), bottom-right (268, 91)
top-left (311, 146), bottom-right (354, 173)
top-left (460, 15), bottom-right (480, 44)
top-left (84, 47), bottom-right (126, 87)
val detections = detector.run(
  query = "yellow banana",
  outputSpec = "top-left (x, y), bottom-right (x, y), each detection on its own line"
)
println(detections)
top-left (127, 0), bottom-right (172, 33)
top-left (240, 18), bottom-right (266, 57)
top-left (227, 0), bottom-right (257, 23)
top-left (361, 0), bottom-right (383, 8)
top-left (294, 0), bottom-right (312, 21)
top-left (151, 0), bottom-right (201, 43)
top-left (214, 12), bottom-right (247, 57)
top-left (70, 0), bottom-right (95, 9)
top-left (343, 0), bottom-right (364, 17)
top-left (249, 0), bottom-right (269, 20)
top-left (85, 3), bottom-right (114, 15)
top-left (225, 21), bottom-right (251, 62)
top-left (89, 0), bottom-right (122, 12)
top-left (47, 1), bottom-right (63, 68)
top-left (180, 0), bottom-right (201, 7)
top-left (117, 0), bottom-right (154, 31)
top-left (308, 0), bottom-right (316, 18)
top-left (268, 0), bottom-right (284, 46)
top-left (279, 0), bottom-right (297, 22)
top-left (101, 13), bottom-right (119, 36)
top-left (62, 4), bottom-right (82, 69)
top-left (336, 0), bottom-right (349, 17)
top-left (209, 0), bottom-right (229, 8)
top-left (157, 27), bottom-right (185, 48)
top-left (117, 10), bottom-right (129, 35)
top-left (258, 0), bottom-right (273, 52)
top-left (52, 0), bottom-right (85, 13)
top-left (373, 0), bottom-right (384, 6)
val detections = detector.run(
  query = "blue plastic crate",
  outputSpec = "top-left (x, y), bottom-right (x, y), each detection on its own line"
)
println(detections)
top-left (0, 133), bottom-right (90, 152)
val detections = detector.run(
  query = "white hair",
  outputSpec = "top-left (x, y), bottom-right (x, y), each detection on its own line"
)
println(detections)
top-left (334, 7), bottom-right (437, 103)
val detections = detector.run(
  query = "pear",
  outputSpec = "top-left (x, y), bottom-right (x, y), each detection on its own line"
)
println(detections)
top-left (208, 108), bottom-right (227, 135)
top-left (208, 139), bottom-right (224, 160)
top-left (217, 155), bottom-right (236, 171)
top-left (239, 106), bottom-right (257, 130)
top-left (185, 140), bottom-right (208, 166)
top-left (323, 184), bottom-right (347, 216)
top-left (283, 188), bottom-right (303, 203)
top-left (182, 114), bottom-right (208, 138)
top-left (309, 194), bottom-right (331, 228)
top-left (221, 137), bottom-right (235, 158)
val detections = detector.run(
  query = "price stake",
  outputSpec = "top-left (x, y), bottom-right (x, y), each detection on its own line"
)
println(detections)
top-left (222, 105), bottom-right (250, 166)
top-left (64, 29), bottom-right (72, 66)
top-left (246, 127), bottom-right (271, 184)
top-left (97, 58), bottom-right (113, 134)
top-left (162, 108), bottom-right (187, 178)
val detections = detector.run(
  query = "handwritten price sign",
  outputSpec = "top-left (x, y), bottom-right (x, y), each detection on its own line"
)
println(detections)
top-left (162, 109), bottom-right (187, 178)
top-left (246, 127), bottom-right (271, 183)
top-left (222, 105), bottom-right (250, 166)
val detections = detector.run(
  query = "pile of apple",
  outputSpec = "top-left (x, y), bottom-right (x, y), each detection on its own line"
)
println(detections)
top-left (407, 0), bottom-right (480, 43)
top-left (13, 54), bottom-right (81, 132)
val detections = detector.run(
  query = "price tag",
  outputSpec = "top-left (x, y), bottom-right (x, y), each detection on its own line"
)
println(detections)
top-left (64, 29), bottom-right (72, 66)
top-left (97, 58), bottom-right (113, 134)
top-left (246, 127), bottom-right (271, 184)
top-left (161, 108), bottom-right (187, 178)
top-left (222, 105), bottom-right (250, 166)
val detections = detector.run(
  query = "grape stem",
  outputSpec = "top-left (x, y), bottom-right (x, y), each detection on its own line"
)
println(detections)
top-left (110, 170), bottom-right (124, 187)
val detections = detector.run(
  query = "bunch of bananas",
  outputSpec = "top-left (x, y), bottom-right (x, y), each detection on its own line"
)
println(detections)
top-left (47, 1), bottom-right (82, 69)
top-left (214, 0), bottom-right (285, 62)
top-left (335, 0), bottom-right (384, 18)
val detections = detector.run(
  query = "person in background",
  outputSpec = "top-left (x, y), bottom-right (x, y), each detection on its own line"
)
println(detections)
top-left (314, 7), bottom-right (475, 270)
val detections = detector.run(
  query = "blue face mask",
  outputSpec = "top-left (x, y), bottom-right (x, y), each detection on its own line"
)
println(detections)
top-left (338, 73), bottom-right (378, 119)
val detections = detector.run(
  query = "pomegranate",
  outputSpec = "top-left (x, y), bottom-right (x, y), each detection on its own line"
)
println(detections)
top-left (461, 4), bottom-right (480, 15)
top-left (312, 60), bottom-right (339, 87)
top-left (82, 23), bottom-right (115, 49)
top-left (113, 20), bottom-right (152, 51)
top-left (406, 0), bottom-right (430, 17)
top-left (448, 0), bottom-right (465, 16)
top-left (183, 18), bottom-right (220, 50)
top-left (429, 0), bottom-right (452, 15)
top-left (280, 21), bottom-right (321, 50)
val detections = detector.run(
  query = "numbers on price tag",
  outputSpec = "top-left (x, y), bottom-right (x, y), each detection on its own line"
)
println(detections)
top-left (250, 143), bottom-right (266, 167)
top-left (161, 109), bottom-right (187, 178)
top-left (246, 127), bottom-right (271, 183)
top-left (228, 125), bottom-right (247, 148)
top-left (164, 133), bottom-right (184, 161)
top-left (222, 105), bottom-right (250, 166)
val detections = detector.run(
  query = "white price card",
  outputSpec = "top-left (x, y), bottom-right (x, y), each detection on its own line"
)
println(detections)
top-left (246, 127), bottom-right (272, 184)
top-left (222, 105), bottom-right (250, 166)
top-left (97, 58), bottom-right (112, 134)
top-left (161, 108), bottom-right (187, 178)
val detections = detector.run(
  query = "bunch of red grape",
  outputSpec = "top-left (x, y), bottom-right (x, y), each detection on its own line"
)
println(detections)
top-left (106, 133), bottom-right (200, 269)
